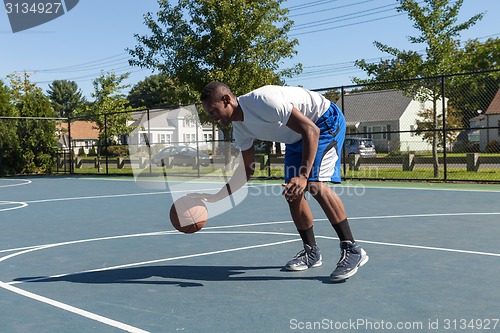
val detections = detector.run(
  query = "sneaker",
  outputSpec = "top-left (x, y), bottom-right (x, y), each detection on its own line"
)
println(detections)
top-left (330, 241), bottom-right (368, 281)
top-left (285, 244), bottom-right (322, 271)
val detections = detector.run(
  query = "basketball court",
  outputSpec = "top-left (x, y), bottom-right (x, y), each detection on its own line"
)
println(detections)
top-left (1, 177), bottom-right (499, 332)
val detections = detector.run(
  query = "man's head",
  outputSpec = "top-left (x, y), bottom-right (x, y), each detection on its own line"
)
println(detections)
top-left (200, 82), bottom-right (239, 126)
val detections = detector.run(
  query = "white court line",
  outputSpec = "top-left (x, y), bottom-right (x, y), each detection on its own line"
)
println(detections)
top-left (1, 180), bottom-right (497, 331)
top-left (7, 181), bottom-right (500, 206)
top-left (1, 222), bottom-right (499, 331)
top-left (0, 231), bottom-right (174, 259)
top-left (8, 235), bottom-right (301, 285)
top-left (1, 237), bottom-right (300, 332)
top-left (0, 201), bottom-right (28, 212)
top-left (5, 228), bottom-right (499, 287)
top-left (0, 179), bottom-right (32, 188)
top-left (1, 212), bottom-right (500, 256)
top-left (23, 187), bottom-right (218, 204)
top-left (74, 177), bottom-right (500, 193)
top-left (0, 280), bottom-right (149, 333)
top-left (348, 212), bottom-right (500, 220)
top-left (5, 226), bottom-right (500, 286)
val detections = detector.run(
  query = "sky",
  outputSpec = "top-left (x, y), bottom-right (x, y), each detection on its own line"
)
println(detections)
top-left (1, 0), bottom-right (499, 100)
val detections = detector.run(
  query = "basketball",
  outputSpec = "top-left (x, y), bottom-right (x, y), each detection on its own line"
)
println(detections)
top-left (169, 196), bottom-right (208, 233)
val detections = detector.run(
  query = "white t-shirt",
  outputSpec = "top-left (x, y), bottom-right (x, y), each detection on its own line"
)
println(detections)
top-left (233, 85), bottom-right (331, 151)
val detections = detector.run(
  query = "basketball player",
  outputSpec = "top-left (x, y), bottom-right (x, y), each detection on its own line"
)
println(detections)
top-left (196, 82), bottom-right (368, 282)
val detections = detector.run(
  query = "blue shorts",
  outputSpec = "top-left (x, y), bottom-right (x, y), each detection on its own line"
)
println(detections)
top-left (284, 102), bottom-right (346, 183)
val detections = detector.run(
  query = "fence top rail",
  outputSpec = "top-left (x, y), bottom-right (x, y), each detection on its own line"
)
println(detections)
top-left (0, 116), bottom-right (67, 120)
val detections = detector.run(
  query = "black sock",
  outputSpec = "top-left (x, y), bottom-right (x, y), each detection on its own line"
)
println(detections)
top-left (332, 219), bottom-right (354, 243)
top-left (298, 226), bottom-right (317, 247)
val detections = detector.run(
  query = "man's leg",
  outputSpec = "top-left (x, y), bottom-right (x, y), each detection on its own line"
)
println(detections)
top-left (308, 182), bottom-right (368, 281)
top-left (288, 194), bottom-right (315, 245)
top-left (284, 194), bottom-right (322, 271)
top-left (308, 182), bottom-right (353, 242)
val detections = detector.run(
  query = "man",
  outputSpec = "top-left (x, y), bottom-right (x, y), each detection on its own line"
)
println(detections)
top-left (197, 82), bottom-right (368, 282)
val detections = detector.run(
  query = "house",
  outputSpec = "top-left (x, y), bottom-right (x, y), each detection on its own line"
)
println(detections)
top-left (57, 121), bottom-right (99, 155)
top-left (127, 106), bottom-right (217, 150)
top-left (478, 88), bottom-right (500, 151)
top-left (336, 89), bottom-right (446, 153)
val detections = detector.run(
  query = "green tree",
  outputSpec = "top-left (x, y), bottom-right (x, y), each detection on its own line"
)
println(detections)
top-left (0, 80), bottom-right (21, 174)
top-left (8, 73), bottom-right (57, 174)
top-left (127, 73), bottom-right (195, 108)
top-left (47, 79), bottom-right (86, 118)
top-left (415, 104), bottom-right (463, 151)
top-left (354, 0), bottom-right (484, 177)
top-left (323, 90), bottom-right (341, 103)
top-left (446, 38), bottom-right (500, 126)
top-left (80, 72), bottom-right (134, 169)
top-left (128, 0), bottom-right (301, 144)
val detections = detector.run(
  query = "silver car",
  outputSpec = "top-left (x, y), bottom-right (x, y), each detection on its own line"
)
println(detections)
top-left (344, 137), bottom-right (377, 157)
top-left (152, 146), bottom-right (211, 167)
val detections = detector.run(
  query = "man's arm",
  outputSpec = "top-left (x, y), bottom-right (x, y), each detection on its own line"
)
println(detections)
top-left (282, 107), bottom-right (320, 201)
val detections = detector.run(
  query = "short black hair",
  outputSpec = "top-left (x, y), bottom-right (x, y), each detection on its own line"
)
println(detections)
top-left (200, 82), bottom-right (232, 102)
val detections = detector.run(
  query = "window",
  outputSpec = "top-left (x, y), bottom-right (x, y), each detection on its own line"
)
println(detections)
top-left (183, 133), bottom-right (196, 143)
top-left (367, 125), bottom-right (387, 139)
top-left (410, 125), bottom-right (415, 137)
top-left (204, 133), bottom-right (213, 142)
top-left (157, 133), bottom-right (171, 144)
top-left (158, 133), bottom-right (167, 143)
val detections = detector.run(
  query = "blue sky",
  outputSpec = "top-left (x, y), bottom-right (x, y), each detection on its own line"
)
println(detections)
top-left (1, 0), bottom-right (499, 100)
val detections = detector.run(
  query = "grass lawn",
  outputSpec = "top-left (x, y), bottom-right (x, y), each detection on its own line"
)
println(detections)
top-left (63, 158), bottom-right (500, 182)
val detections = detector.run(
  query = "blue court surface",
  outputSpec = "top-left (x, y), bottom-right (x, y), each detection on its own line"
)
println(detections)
top-left (0, 177), bottom-right (499, 333)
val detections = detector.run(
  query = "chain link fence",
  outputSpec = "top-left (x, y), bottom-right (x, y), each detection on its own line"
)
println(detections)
top-left (1, 70), bottom-right (499, 182)
top-left (313, 70), bottom-right (500, 182)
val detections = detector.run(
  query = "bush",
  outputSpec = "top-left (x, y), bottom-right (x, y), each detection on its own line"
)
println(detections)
top-left (77, 147), bottom-right (86, 156)
top-left (106, 145), bottom-right (129, 157)
top-left (88, 145), bottom-right (97, 156)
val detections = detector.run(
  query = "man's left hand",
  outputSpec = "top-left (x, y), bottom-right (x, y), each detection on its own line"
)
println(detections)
top-left (282, 176), bottom-right (308, 202)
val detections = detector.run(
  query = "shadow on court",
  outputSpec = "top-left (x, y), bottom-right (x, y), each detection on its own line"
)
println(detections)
top-left (14, 265), bottom-right (339, 287)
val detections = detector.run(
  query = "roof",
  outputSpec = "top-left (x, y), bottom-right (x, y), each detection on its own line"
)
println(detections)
top-left (129, 106), bottom-right (212, 129)
top-left (485, 88), bottom-right (500, 115)
top-left (59, 121), bottom-right (99, 139)
top-left (336, 89), bottom-right (413, 123)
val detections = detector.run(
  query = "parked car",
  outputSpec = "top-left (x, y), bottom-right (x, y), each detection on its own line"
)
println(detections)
top-left (344, 137), bottom-right (377, 157)
top-left (152, 146), bottom-right (211, 167)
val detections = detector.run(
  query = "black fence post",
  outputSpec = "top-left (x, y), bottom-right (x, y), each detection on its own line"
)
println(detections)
top-left (104, 113), bottom-right (109, 175)
top-left (266, 141), bottom-right (271, 178)
top-left (68, 117), bottom-right (73, 175)
top-left (147, 108), bottom-right (152, 175)
top-left (441, 75), bottom-right (447, 182)
top-left (195, 109), bottom-right (201, 178)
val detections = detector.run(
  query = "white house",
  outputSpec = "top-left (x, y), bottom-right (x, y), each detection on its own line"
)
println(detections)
top-left (336, 89), bottom-right (446, 153)
top-left (127, 105), bottom-right (217, 150)
top-left (57, 121), bottom-right (99, 155)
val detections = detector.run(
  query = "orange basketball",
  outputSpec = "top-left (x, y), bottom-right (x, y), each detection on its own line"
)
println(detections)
top-left (169, 196), bottom-right (208, 233)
